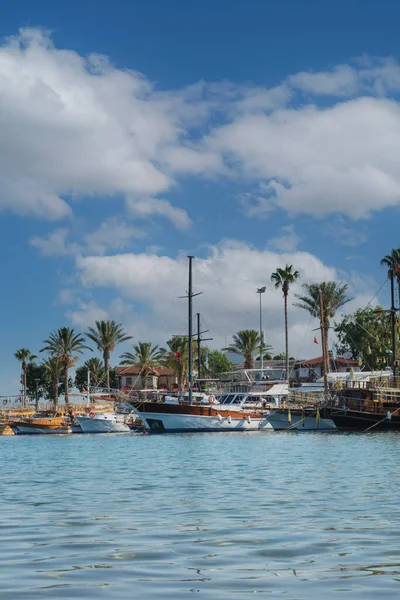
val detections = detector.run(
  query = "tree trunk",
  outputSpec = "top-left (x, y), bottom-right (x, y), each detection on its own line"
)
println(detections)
top-left (104, 351), bottom-right (110, 392)
top-left (23, 362), bottom-right (27, 400)
top-left (284, 292), bottom-right (289, 385)
top-left (64, 361), bottom-right (69, 407)
top-left (54, 375), bottom-right (59, 411)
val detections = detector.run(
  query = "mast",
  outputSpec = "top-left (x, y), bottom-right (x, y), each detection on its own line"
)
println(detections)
top-left (197, 313), bottom-right (201, 391)
top-left (188, 256), bottom-right (194, 406)
top-left (319, 290), bottom-right (328, 396)
top-left (390, 268), bottom-right (397, 380)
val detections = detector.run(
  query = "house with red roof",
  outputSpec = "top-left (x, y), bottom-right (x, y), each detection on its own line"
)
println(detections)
top-left (294, 354), bottom-right (361, 382)
top-left (116, 365), bottom-right (177, 390)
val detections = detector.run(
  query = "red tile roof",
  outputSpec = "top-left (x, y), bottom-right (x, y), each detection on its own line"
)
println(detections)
top-left (295, 356), bottom-right (359, 367)
top-left (116, 365), bottom-right (175, 376)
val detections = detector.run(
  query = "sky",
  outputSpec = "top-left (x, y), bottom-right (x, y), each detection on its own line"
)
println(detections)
top-left (1, 0), bottom-right (400, 394)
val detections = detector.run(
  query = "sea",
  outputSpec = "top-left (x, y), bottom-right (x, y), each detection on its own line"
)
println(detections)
top-left (1, 431), bottom-right (400, 599)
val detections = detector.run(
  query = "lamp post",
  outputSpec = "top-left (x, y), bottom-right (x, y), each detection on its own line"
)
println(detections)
top-left (257, 287), bottom-right (266, 374)
top-left (35, 378), bottom-right (40, 412)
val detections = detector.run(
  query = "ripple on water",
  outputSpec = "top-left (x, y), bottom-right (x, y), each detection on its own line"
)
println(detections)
top-left (1, 432), bottom-right (400, 598)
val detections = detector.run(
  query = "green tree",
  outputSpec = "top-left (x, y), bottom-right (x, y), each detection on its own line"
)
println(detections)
top-left (294, 281), bottom-right (352, 361)
top-left (271, 264), bottom-right (299, 383)
top-left (335, 306), bottom-right (398, 370)
top-left (86, 320), bottom-right (132, 391)
top-left (41, 327), bottom-right (91, 408)
top-left (14, 348), bottom-right (37, 399)
top-left (75, 357), bottom-right (105, 391)
top-left (224, 329), bottom-right (261, 369)
top-left (199, 348), bottom-right (233, 380)
top-left (120, 342), bottom-right (164, 388)
top-left (26, 360), bottom-right (72, 410)
top-left (161, 336), bottom-right (189, 393)
top-left (381, 248), bottom-right (400, 307)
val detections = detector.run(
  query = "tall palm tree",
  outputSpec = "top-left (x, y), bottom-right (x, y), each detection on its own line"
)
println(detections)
top-left (381, 248), bottom-right (400, 307)
top-left (43, 356), bottom-right (62, 410)
top-left (294, 282), bottom-right (352, 362)
top-left (224, 329), bottom-right (261, 369)
top-left (86, 321), bottom-right (132, 391)
top-left (161, 336), bottom-right (189, 393)
top-left (271, 265), bottom-right (299, 383)
top-left (41, 327), bottom-right (91, 407)
top-left (120, 342), bottom-right (164, 388)
top-left (14, 348), bottom-right (37, 400)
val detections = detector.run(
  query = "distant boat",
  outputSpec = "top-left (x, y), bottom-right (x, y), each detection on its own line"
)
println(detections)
top-left (76, 411), bottom-right (132, 433)
top-left (12, 415), bottom-right (72, 435)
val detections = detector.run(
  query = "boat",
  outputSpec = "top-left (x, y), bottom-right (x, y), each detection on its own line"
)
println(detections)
top-left (76, 411), bottom-right (132, 433)
top-left (130, 391), bottom-right (274, 433)
top-left (12, 414), bottom-right (72, 435)
top-left (326, 372), bottom-right (400, 430)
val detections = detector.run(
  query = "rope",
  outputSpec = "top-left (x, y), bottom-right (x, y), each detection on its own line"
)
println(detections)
top-left (363, 406), bottom-right (400, 432)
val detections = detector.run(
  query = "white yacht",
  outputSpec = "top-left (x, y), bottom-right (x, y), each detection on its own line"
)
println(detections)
top-left (76, 411), bottom-right (132, 434)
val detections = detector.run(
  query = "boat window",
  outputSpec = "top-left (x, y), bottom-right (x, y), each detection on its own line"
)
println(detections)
top-left (232, 394), bottom-right (245, 404)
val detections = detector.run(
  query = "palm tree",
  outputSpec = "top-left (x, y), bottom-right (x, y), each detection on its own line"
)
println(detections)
top-left (120, 342), bottom-right (164, 388)
top-left (271, 265), bottom-right (299, 383)
top-left (41, 327), bottom-right (91, 407)
top-left (294, 281), bottom-right (352, 361)
top-left (381, 248), bottom-right (400, 307)
top-left (43, 356), bottom-right (62, 410)
top-left (84, 357), bottom-right (106, 389)
top-left (161, 336), bottom-right (189, 393)
top-left (86, 321), bottom-right (132, 391)
top-left (14, 348), bottom-right (37, 400)
top-left (224, 329), bottom-right (261, 369)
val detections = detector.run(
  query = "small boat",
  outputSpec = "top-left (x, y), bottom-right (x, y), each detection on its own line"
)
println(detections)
top-left (266, 407), bottom-right (337, 431)
top-left (76, 411), bottom-right (132, 433)
top-left (0, 424), bottom-right (14, 436)
top-left (12, 414), bottom-right (72, 435)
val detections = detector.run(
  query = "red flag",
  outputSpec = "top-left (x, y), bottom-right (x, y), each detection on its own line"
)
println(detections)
top-left (313, 337), bottom-right (319, 344)
top-left (82, 387), bottom-right (86, 392)
top-left (396, 267), bottom-right (400, 274)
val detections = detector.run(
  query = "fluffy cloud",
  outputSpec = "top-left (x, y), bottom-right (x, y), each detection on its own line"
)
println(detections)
top-left (4, 28), bottom-right (400, 228)
top-left (74, 242), bottom-right (376, 358)
top-left (30, 228), bottom-right (82, 256)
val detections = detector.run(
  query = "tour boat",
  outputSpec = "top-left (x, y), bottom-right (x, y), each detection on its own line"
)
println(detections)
top-left (76, 411), bottom-right (132, 433)
top-left (266, 407), bottom-right (337, 431)
top-left (130, 391), bottom-right (275, 433)
top-left (12, 415), bottom-right (72, 435)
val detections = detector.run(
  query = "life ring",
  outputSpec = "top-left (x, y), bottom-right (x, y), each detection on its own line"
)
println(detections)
top-left (89, 412), bottom-right (96, 418)
top-left (208, 395), bottom-right (216, 404)
top-left (2, 400), bottom-right (6, 405)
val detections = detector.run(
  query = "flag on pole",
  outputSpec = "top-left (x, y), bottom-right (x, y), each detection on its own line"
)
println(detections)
top-left (313, 336), bottom-right (319, 344)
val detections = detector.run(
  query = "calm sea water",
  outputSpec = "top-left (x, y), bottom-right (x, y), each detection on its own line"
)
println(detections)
top-left (1, 431), bottom-right (400, 599)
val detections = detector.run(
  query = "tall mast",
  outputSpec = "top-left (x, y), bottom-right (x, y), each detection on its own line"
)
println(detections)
top-left (197, 313), bottom-right (201, 391)
top-left (390, 268), bottom-right (397, 380)
top-left (188, 256), bottom-right (194, 406)
top-left (319, 290), bottom-right (328, 396)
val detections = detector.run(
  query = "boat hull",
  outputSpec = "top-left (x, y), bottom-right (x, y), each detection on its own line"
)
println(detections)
top-left (131, 403), bottom-right (272, 433)
top-left (13, 424), bottom-right (72, 435)
top-left (267, 410), bottom-right (337, 431)
top-left (328, 409), bottom-right (400, 430)
top-left (76, 415), bottom-right (131, 433)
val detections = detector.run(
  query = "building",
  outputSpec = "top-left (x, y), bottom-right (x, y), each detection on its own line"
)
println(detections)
top-left (116, 365), bottom-right (177, 390)
top-left (293, 355), bottom-right (361, 382)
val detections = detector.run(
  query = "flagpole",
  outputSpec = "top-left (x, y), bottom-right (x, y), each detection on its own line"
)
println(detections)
top-left (319, 291), bottom-right (328, 397)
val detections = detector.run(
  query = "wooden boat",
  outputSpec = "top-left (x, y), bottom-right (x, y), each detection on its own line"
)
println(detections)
top-left (11, 414), bottom-right (72, 435)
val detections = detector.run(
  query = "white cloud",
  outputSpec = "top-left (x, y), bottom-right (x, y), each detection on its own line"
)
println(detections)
top-left (4, 28), bottom-right (400, 228)
top-left (74, 242), bottom-right (374, 358)
top-left (127, 196), bottom-right (192, 230)
top-left (30, 228), bottom-right (82, 256)
top-left (268, 224), bottom-right (301, 252)
top-left (84, 218), bottom-right (147, 254)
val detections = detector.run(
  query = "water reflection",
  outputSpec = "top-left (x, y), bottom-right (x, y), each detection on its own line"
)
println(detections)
top-left (1, 432), bottom-right (400, 598)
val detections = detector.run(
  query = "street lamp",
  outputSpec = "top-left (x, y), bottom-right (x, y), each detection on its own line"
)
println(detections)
top-left (257, 287), bottom-right (266, 374)
top-left (35, 378), bottom-right (40, 412)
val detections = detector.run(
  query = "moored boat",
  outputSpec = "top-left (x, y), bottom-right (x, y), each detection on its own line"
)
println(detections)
top-left (76, 411), bottom-right (132, 433)
top-left (12, 415), bottom-right (72, 435)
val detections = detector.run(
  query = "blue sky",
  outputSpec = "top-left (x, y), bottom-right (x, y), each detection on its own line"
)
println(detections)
top-left (1, 0), bottom-right (400, 394)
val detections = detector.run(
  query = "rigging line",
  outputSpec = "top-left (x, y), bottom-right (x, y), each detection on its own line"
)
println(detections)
top-left (339, 326), bottom-right (376, 372)
top-left (366, 277), bottom-right (389, 307)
